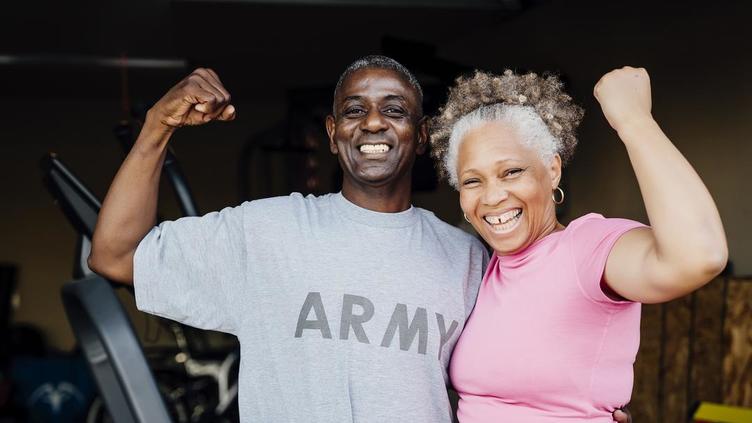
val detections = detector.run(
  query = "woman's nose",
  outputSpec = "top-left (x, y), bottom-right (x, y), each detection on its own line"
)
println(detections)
top-left (481, 181), bottom-right (509, 206)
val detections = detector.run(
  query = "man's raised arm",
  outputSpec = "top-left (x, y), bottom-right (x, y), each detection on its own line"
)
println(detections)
top-left (88, 68), bottom-right (236, 284)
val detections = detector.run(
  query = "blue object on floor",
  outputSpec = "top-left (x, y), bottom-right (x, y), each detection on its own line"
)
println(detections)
top-left (11, 354), bottom-right (96, 423)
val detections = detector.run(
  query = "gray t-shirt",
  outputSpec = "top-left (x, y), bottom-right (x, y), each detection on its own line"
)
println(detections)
top-left (134, 192), bottom-right (487, 422)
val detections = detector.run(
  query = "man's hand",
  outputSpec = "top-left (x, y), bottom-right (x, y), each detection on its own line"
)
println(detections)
top-left (593, 66), bottom-right (653, 135)
top-left (149, 68), bottom-right (236, 132)
top-left (613, 407), bottom-right (632, 423)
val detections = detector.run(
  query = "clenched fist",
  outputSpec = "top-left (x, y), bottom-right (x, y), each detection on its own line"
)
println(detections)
top-left (593, 66), bottom-right (653, 134)
top-left (148, 68), bottom-right (236, 131)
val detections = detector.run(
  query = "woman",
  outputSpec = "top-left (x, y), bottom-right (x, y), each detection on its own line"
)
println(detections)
top-left (430, 67), bottom-right (727, 421)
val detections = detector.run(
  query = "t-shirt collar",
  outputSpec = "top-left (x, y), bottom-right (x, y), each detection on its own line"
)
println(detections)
top-left (332, 192), bottom-right (419, 228)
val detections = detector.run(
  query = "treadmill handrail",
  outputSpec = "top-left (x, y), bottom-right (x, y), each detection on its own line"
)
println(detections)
top-left (41, 153), bottom-right (102, 239)
top-left (62, 275), bottom-right (172, 423)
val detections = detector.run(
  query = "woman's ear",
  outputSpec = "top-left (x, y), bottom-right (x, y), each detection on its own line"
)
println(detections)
top-left (550, 154), bottom-right (562, 188)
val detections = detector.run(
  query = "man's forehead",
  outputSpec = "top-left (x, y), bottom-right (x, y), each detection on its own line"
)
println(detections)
top-left (337, 68), bottom-right (418, 101)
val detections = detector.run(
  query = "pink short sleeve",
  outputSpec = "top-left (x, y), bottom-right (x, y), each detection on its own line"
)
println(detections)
top-left (568, 213), bottom-right (646, 305)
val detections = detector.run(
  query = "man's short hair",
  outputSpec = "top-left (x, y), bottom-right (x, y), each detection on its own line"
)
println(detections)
top-left (333, 55), bottom-right (424, 116)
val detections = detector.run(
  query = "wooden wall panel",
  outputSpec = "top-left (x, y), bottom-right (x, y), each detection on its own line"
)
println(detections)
top-left (662, 295), bottom-right (692, 421)
top-left (690, 277), bottom-right (725, 406)
top-left (633, 303), bottom-right (662, 422)
top-left (723, 278), bottom-right (752, 407)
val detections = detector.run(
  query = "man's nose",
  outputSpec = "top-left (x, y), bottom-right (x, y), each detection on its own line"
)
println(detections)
top-left (360, 109), bottom-right (388, 133)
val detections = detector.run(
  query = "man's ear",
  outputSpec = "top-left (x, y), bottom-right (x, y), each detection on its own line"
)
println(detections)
top-left (550, 154), bottom-right (562, 188)
top-left (416, 116), bottom-right (429, 155)
top-left (326, 115), bottom-right (338, 154)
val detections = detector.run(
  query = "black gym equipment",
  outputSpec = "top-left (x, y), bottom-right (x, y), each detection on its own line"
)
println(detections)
top-left (42, 153), bottom-right (172, 423)
top-left (42, 153), bottom-right (239, 423)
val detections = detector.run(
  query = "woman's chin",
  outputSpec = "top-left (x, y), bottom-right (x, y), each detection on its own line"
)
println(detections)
top-left (481, 217), bottom-right (527, 254)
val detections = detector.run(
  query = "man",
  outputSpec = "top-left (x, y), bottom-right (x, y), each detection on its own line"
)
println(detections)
top-left (89, 56), bottom-right (486, 422)
top-left (89, 56), bottom-right (631, 422)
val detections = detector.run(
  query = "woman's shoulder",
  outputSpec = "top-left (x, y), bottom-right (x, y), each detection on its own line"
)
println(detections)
top-left (565, 213), bottom-right (644, 234)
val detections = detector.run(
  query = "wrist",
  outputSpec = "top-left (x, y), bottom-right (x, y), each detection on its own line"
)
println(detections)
top-left (615, 116), bottom-right (660, 141)
top-left (136, 110), bottom-right (175, 151)
top-left (143, 108), bottom-right (177, 135)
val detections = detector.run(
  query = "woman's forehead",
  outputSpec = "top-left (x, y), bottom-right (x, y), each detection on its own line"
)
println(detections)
top-left (458, 124), bottom-right (540, 167)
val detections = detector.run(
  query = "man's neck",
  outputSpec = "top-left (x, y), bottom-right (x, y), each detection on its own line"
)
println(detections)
top-left (341, 179), bottom-right (412, 213)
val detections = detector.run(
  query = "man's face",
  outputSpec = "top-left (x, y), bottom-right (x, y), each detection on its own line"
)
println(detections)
top-left (326, 68), bottom-right (426, 190)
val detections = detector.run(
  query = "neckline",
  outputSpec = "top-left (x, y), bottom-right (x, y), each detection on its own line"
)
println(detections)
top-left (331, 192), bottom-right (419, 228)
top-left (496, 226), bottom-right (566, 267)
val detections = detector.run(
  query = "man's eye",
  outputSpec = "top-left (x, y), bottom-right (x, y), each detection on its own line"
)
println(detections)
top-left (344, 108), bottom-right (366, 116)
top-left (462, 179), bottom-right (480, 187)
top-left (384, 107), bottom-right (406, 116)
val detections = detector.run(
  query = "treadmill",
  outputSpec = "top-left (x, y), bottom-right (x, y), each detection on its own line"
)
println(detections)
top-left (42, 153), bottom-right (171, 423)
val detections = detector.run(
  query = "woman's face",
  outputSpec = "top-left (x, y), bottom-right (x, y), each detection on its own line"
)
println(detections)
top-left (457, 120), bottom-right (562, 255)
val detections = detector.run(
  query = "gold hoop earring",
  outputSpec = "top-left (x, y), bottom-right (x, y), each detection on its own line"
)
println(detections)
top-left (552, 186), bottom-right (565, 205)
top-left (463, 213), bottom-right (471, 223)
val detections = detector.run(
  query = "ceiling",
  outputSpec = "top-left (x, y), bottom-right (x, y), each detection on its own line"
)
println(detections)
top-left (2, 0), bottom-right (540, 100)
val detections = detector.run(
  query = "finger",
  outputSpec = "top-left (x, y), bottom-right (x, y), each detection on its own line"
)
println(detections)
top-left (193, 76), bottom-right (225, 107)
top-left (593, 80), bottom-right (602, 98)
top-left (184, 108), bottom-right (211, 125)
top-left (179, 73), bottom-right (222, 111)
top-left (193, 68), bottom-right (231, 104)
top-left (612, 409), bottom-right (628, 423)
top-left (176, 86), bottom-right (217, 115)
top-left (203, 68), bottom-right (232, 101)
top-left (216, 104), bottom-right (236, 121)
top-left (191, 88), bottom-right (225, 117)
top-left (186, 71), bottom-right (226, 106)
top-left (192, 92), bottom-right (218, 114)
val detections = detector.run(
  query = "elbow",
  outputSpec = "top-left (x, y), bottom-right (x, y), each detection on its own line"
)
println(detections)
top-left (678, 244), bottom-right (729, 292)
top-left (701, 244), bottom-right (729, 279)
top-left (87, 241), bottom-right (134, 285)
top-left (86, 252), bottom-right (107, 278)
top-left (87, 238), bottom-right (108, 276)
top-left (648, 244), bottom-right (728, 303)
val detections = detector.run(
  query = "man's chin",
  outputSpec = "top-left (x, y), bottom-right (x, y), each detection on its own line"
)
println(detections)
top-left (354, 167), bottom-right (398, 184)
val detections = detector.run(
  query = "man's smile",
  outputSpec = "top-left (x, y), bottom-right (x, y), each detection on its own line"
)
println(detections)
top-left (358, 143), bottom-right (392, 154)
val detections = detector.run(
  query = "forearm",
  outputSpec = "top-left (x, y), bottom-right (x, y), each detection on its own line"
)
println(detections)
top-left (89, 113), bottom-right (173, 283)
top-left (620, 118), bottom-right (727, 290)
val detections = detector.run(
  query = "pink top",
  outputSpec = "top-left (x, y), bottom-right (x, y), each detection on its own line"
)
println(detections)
top-left (450, 214), bottom-right (645, 422)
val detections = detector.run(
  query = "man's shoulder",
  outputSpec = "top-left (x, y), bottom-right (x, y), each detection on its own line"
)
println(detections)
top-left (239, 192), bottom-right (334, 213)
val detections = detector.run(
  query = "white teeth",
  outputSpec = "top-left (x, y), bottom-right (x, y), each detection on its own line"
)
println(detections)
top-left (359, 144), bottom-right (390, 154)
top-left (484, 209), bottom-right (522, 231)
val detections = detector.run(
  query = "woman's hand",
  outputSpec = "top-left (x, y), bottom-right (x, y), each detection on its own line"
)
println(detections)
top-left (594, 66), bottom-right (654, 135)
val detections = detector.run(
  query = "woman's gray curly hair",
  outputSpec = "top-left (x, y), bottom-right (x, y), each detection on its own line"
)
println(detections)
top-left (430, 69), bottom-right (584, 189)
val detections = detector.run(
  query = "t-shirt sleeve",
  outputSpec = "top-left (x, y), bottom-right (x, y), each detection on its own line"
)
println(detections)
top-left (569, 214), bottom-right (646, 305)
top-left (464, 239), bottom-right (490, 318)
top-left (133, 204), bottom-right (247, 335)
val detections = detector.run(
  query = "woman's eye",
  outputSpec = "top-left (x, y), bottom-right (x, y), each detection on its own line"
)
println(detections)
top-left (462, 179), bottom-right (480, 187)
top-left (505, 168), bottom-right (524, 177)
